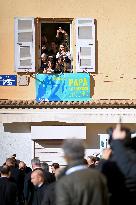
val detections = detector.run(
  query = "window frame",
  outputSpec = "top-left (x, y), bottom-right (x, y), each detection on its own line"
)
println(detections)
top-left (14, 17), bottom-right (35, 73)
top-left (76, 18), bottom-right (96, 73)
top-left (36, 18), bottom-right (73, 70)
top-left (14, 17), bottom-right (96, 74)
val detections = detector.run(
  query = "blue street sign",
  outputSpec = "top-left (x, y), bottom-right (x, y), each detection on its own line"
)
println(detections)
top-left (0, 75), bottom-right (17, 86)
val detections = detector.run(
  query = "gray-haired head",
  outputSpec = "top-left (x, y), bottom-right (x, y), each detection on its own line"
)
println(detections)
top-left (41, 162), bottom-right (49, 172)
top-left (62, 138), bottom-right (85, 161)
top-left (31, 158), bottom-right (41, 167)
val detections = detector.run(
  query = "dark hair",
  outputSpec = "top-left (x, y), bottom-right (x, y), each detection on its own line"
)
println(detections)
top-left (59, 43), bottom-right (66, 48)
top-left (95, 157), bottom-right (100, 161)
top-left (0, 165), bottom-right (10, 175)
top-left (51, 163), bottom-right (60, 170)
top-left (83, 159), bottom-right (88, 165)
top-left (51, 41), bottom-right (57, 45)
top-left (57, 56), bottom-right (64, 62)
top-left (130, 137), bottom-right (136, 150)
top-left (88, 156), bottom-right (96, 163)
top-left (41, 33), bottom-right (46, 37)
top-left (6, 158), bottom-right (15, 166)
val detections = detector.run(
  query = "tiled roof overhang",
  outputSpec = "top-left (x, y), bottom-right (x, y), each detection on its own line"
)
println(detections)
top-left (0, 99), bottom-right (136, 109)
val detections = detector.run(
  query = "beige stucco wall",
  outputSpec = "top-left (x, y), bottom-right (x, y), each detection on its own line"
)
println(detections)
top-left (0, 122), bottom-right (136, 166)
top-left (0, 0), bottom-right (136, 100)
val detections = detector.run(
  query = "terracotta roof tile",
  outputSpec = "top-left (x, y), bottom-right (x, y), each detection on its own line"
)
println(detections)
top-left (0, 99), bottom-right (136, 109)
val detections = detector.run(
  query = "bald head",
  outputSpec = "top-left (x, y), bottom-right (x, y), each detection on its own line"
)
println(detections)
top-left (31, 169), bottom-right (45, 186)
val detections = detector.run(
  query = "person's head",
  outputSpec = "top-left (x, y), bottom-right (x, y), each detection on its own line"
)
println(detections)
top-left (41, 162), bottom-right (49, 172)
top-left (41, 53), bottom-right (48, 62)
top-left (41, 34), bottom-right (47, 44)
top-left (0, 165), bottom-right (11, 178)
top-left (62, 139), bottom-right (85, 164)
top-left (57, 57), bottom-right (63, 64)
top-left (130, 136), bottom-right (136, 150)
top-left (51, 41), bottom-right (57, 50)
top-left (87, 156), bottom-right (96, 166)
top-left (57, 27), bottom-right (64, 37)
top-left (48, 56), bottom-right (55, 68)
top-left (19, 161), bottom-right (26, 171)
top-left (11, 154), bottom-right (16, 158)
top-left (31, 169), bottom-right (45, 186)
top-left (95, 157), bottom-right (100, 166)
top-left (6, 158), bottom-right (15, 168)
top-left (31, 158), bottom-right (41, 170)
top-left (51, 163), bottom-right (60, 174)
top-left (59, 44), bottom-right (66, 52)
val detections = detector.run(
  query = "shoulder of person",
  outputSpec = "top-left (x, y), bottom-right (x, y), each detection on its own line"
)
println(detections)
top-left (73, 168), bottom-right (105, 179)
top-left (7, 179), bottom-right (18, 190)
top-left (24, 171), bottom-right (32, 181)
top-left (0, 177), bottom-right (8, 183)
top-left (26, 166), bottom-right (32, 173)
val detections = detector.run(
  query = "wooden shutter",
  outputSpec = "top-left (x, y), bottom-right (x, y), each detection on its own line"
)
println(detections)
top-left (76, 18), bottom-right (95, 72)
top-left (14, 17), bottom-right (35, 72)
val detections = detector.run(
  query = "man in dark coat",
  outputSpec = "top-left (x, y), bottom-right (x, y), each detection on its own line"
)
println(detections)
top-left (112, 124), bottom-right (136, 205)
top-left (98, 124), bottom-right (136, 205)
top-left (41, 183), bottom-right (56, 205)
top-left (18, 161), bottom-right (32, 205)
top-left (5, 157), bottom-right (22, 204)
top-left (97, 149), bottom-right (127, 205)
top-left (30, 169), bottom-right (48, 205)
top-left (5, 157), bottom-right (20, 186)
top-left (56, 139), bottom-right (108, 205)
top-left (24, 158), bottom-right (55, 205)
top-left (0, 165), bottom-right (17, 205)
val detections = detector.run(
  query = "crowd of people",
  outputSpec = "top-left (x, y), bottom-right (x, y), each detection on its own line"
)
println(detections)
top-left (0, 124), bottom-right (136, 205)
top-left (39, 27), bottom-right (72, 74)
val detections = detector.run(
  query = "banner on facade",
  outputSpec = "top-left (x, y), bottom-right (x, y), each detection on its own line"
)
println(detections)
top-left (36, 73), bottom-right (91, 102)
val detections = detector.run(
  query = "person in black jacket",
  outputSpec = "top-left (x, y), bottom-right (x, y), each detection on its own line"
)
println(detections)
top-left (5, 157), bottom-right (22, 204)
top-left (41, 183), bottom-right (56, 205)
top-left (24, 158), bottom-right (55, 205)
top-left (6, 158), bottom-right (19, 181)
top-left (98, 149), bottom-right (128, 205)
top-left (0, 165), bottom-right (17, 205)
top-left (112, 124), bottom-right (136, 176)
top-left (18, 161), bottom-right (32, 205)
top-left (30, 169), bottom-right (48, 205)
top-left (51, 163), bottom-right (60, 178)
top-left (112, 124), bottom-right (136, 205)
top-left (97, 125), bottom-right (132, 205)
